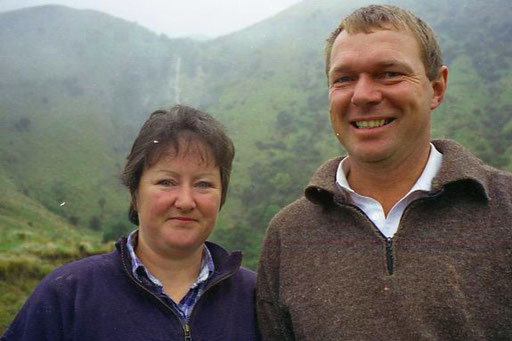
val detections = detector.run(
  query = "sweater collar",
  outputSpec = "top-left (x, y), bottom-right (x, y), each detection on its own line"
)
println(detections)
top-left (116, 238), bottom-right (242, 282)
top-left (305, 139), bottom-right (491, 207)
top-left (430, 140), bottom-right (490, 201)
top-left (124, 230), bottom-right (215, 288)
top-left (204, 241), bottom-right (243, 278)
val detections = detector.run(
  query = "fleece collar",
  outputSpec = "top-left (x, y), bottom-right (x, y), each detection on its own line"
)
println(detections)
top-left (305, 139), bottom-right (491, 207)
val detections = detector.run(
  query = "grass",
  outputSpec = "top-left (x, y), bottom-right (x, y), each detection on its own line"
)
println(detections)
top-left (0, 171), bottom-right (113, 334)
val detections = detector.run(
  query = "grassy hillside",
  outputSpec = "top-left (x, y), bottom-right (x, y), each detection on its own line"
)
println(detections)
top-left (0, 5), bottom-right (187, 234)
top-left (0, 171), bottom-right (112, 330)
top-left (194, 0), bottom-right (512, 238)
top-left (0, 6), bottom-right (182, 331)
top-left (0, 0), bottom-right (511, 332)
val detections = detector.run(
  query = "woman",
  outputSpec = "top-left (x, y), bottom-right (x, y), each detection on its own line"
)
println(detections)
top-left (3, 105), bottom-right (259, 340)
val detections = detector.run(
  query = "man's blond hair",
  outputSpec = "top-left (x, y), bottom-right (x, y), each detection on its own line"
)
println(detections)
top-left (325, 5), bottom-right (443, 81)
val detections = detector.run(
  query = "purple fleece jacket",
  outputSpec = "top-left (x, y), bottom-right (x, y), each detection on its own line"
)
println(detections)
top-left (2, 239), bottom-right (259, 341)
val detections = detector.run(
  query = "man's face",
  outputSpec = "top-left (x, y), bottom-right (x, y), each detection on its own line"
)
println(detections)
top-left (327, 29), bottom-right (446, 166)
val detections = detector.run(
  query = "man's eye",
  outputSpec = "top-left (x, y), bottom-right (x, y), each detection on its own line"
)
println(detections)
top-left (337, 76), bottom-right (353, 83)
top-left (383, 71), bottom-right (401, 78)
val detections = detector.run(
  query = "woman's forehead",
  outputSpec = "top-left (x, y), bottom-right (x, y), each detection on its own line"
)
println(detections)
top-left (148, 138), bottom-right (216, 167)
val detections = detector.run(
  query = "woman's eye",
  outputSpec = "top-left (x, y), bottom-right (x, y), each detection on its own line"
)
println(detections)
top-left (158, 179), bottom-right (173, 186)
top-left (196, 181), bottom-right (213, 189)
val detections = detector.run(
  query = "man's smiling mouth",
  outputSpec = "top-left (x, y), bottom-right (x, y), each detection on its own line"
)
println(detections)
top-left (353, 119), bottom-right (395, 129)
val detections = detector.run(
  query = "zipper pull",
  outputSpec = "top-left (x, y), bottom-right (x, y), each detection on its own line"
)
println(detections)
top-left (184, 324), bottom-right (192, 341)
top-left (386, 237), bottom-right (394, 275)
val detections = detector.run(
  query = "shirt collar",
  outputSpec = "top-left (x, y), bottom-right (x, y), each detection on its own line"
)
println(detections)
top-left (336, 143), bottom-right (443, 195)
top-left (126, 230), bottom-right (214, 288)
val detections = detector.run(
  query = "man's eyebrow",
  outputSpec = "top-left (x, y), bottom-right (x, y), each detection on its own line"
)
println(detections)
top-left (330, 59), bottom-right (414, 73)
top-left (375, 60), bottom-right (414, 73)
top-left (328, 64), bottom-right (352, 76)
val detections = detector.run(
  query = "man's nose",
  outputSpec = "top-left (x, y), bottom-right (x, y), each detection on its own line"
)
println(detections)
top-left (174, 185), bottom-right (196, 210)
top-left (351, 75), bottom-right (382, 107)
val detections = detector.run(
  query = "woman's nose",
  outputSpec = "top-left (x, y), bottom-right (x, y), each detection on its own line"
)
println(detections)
top-left (174, 186), bottom-right (196, 210)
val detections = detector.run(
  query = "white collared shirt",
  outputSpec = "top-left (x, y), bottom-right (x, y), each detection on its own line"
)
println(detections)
top-left (335, 144), bottom-right (443, 238)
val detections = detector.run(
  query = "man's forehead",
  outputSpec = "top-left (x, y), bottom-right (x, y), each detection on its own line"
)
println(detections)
top-left (334, 26), bottom-right (415, 43)
top-left (328, 29), bottom-right (423, 77)
top-left (331, 28), bottom-right (420, 59)
top-left (343, 21), bottom-right (396, 34)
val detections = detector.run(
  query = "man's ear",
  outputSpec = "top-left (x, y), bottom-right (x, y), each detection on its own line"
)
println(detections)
top-left (430, 66), bottom-right (448, 110)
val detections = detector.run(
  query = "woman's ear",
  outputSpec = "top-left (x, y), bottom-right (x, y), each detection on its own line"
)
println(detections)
top-left (430, 66), bottom-right (448, 110)
top-left (132, 191), bottom-right (138, 211)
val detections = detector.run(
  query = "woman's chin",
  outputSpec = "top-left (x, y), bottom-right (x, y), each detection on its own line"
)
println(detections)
top-left (160, 237), bottom-right (208, 255)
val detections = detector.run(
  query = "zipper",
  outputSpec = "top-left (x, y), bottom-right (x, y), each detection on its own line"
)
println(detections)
top-left (119, 241), bottom-right (238, 341)
top-left (334, 201), bottom-right (396, 275)
top-left (381, 190), bottom-right (444, 275)
top-left (119, 242), bottom-right (190, 340)
top-left (370, 223), bottom-right (394, 275)
top-left (371, 223), bottom-right (394, 275)
top-left (385, 237), bottom-right (394, 275)
top-left (368, 223), bottom-right (394, 275)
top-left (333, 190), bottom-right (445, 276)
top-left (181, 272), bottom-right (233, 340)
top-left (184, 324), bottom-right (192, 341)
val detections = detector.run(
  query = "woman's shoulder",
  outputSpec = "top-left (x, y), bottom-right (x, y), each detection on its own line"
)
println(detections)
top-left (38, 250), bottom-right (120, 290)
top-left (235, 266), bottom-right (257, 283)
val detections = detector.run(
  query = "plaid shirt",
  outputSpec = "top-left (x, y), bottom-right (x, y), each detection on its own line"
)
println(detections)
top-left (126, 230), bottom-right (214, 322)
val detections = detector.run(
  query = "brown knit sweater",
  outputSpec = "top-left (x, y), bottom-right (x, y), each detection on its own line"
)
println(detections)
top-left (256, 139), bottom-right (512, 340)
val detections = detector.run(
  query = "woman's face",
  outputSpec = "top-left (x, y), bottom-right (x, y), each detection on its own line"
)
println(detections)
top-left (135, 143), bottom-right (222, 256)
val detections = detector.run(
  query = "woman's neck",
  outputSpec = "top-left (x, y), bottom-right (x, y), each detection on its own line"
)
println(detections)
top-left (135, 239), bottom-right (204, 302)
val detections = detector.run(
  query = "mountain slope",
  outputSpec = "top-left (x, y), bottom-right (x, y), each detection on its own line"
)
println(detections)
top-left (0, 5), bottom-right (193, 231)
top-left (187, 0), bottom-right (512, 233)
top-left (0, 0), bottom-right (510, 257)
top-left (0, 0), bottom-right (511, 330)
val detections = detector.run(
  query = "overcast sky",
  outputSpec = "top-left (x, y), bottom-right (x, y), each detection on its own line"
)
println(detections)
top-left (0, 0), bottom-right (303, 38)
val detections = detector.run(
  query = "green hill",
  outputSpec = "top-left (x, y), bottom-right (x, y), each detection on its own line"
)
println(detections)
top-left (0, 171), bottom-right (111, 329)
top-left (194, 0), bottom-right (512, 242)
top-left (0, 5), bottom-right (188, 233)
top-left (0, 0), bottom-right (511, 332)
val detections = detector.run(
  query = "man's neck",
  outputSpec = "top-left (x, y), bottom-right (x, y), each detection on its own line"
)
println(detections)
top-left (346, 144), bottom-right (431, 216)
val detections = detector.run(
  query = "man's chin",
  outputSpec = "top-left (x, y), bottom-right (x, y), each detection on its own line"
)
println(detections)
top-left (346, 146), bottom-right (393, 164)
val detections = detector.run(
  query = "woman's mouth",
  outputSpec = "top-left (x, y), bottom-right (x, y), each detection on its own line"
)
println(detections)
top-left (170, 217), bottom-right (196, 222)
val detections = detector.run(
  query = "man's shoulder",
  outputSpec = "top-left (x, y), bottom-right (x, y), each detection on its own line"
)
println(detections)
top-left (306, 157), bottom-right (343, 190)
top-left (268, 157), bottom-right (343, 232)
top-left (434, 140), bottom-right (510, 183)
top-left (483, 164), bottom-right (512, 202)
top-left (267, 196), bottom-right (330, 238)
top-left (482, 161), bottom-right (512, 180)
top-left (433, 139), bottom-right (512, 207)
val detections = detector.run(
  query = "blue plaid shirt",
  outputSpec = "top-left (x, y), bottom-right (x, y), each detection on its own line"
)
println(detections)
top-left (126, 230), bottom-right (215, 322)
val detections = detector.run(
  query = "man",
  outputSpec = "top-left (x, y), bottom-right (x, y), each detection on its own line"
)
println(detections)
top-left (256, 5), bottom-right (512, 340)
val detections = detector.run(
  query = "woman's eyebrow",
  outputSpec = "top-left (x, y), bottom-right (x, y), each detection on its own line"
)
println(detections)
top-left (155, 169), bottom-right (218, 177)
